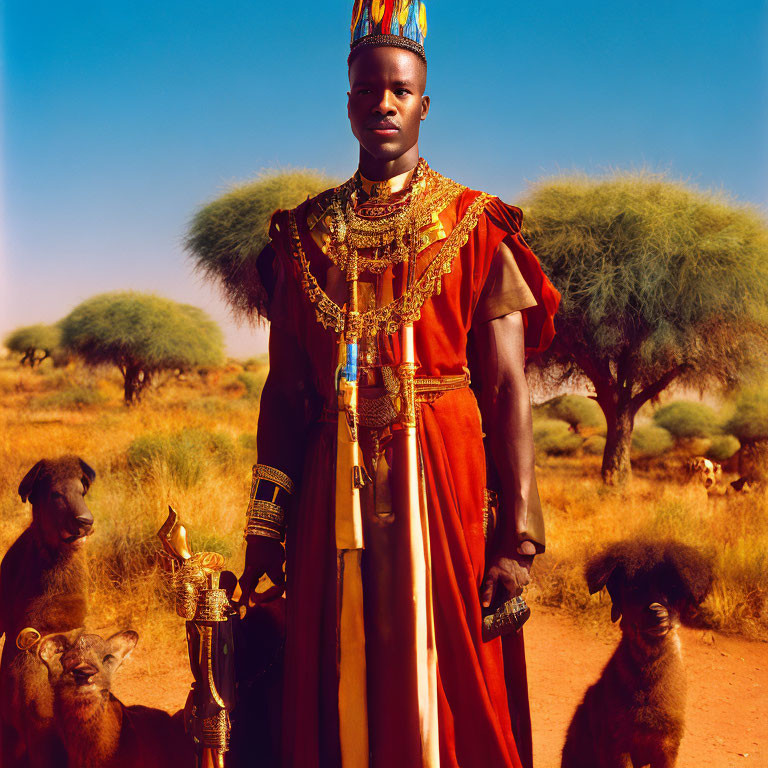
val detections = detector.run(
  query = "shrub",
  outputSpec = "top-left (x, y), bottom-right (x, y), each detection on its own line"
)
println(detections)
top-left (237, 371), bottom-right (267, 400)
top-left (31, 386), bottom-right (107, 410)
top-left (537, 394), bottom-right (606, 433)
top-left (725, 390), bottom-right (768, 442)
top-left (533, 419), bottom-right (583, 456)
top-left (127, 428), bottom-right (237, 487)
top-left (653, 401), bottom-right (720, 439)
top-left (242, 355), bottom-right (269, 371)
top-left (583, 435), bottom-right (607, 456)
top-left (238, 433), bottom-right (259, 451)
top-left (631, 425), bottom-right (674, 457)
top-left (706, 435), bottom-right (741, 463)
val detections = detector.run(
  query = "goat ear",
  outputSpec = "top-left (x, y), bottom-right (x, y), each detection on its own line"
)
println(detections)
top-left (667, 543), bottom-right (713, 606)
top-left (106, 630), bottom-right (139, 669)
top-left (78, 459), bottom-right (96, 492)
top-left (19, 460), bottom-right (46, 503)
top-left (38, 633), bottom-right (72, 670)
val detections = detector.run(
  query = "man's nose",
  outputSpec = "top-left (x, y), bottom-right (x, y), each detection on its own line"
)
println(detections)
top-left (374, 90), bottom-right (395, 114)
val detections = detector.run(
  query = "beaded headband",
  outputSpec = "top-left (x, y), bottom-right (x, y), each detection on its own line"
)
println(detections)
top-left (349, 0), bottom-right (427, 64)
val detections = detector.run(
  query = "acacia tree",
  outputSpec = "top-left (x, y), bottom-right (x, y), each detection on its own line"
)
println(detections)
top-left (4, 324), bottom-right (62, 366)
top-left (186, 170), bottom-right (337, 318)
top-left (60, 292), bottom-right (225, 404)
top-left (523, 172), bottom-right (768, 484)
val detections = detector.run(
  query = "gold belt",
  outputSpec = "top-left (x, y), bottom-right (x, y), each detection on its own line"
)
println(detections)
top-left (357, 371), bottom-right (470, 429)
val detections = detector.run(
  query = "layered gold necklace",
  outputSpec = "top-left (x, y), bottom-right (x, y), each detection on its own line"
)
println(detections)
top-left (290, 160), bottom-right (494, 337)
top-left (327, 159), bottom-right (464, 276)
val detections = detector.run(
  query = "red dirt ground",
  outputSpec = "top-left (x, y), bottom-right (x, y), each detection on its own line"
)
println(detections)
top-left (111, 607), bottom-right (767, 767)
top-left (525, 609), bottom-right (768, 768)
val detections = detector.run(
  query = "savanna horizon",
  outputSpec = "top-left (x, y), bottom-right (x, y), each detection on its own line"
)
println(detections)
top-left (1, 356), bottom-right (764, 645)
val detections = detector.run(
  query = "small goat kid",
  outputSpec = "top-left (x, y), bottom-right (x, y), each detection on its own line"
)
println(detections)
top-left (561, 540), bottom-right (713, 768)
top-left (39, 631), bottom-right (193, 768)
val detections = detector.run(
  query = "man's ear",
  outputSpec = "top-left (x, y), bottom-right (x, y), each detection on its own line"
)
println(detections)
top-left (421, 94), bottom-right (430, 120)
top-left (78, 458), bottom-right (96, 493)
top-left (19, 460), bottom-right (46, 503)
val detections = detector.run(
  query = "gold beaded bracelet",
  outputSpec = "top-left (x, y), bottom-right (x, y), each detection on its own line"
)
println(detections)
top-left (245, 499), bottom-right (286, 541)
top-left (252, 464), bottom-right (295, 496)
top-left (245, 464), bottom-right (294, 542)
top-left (244, 520), bottom-right (284, 541)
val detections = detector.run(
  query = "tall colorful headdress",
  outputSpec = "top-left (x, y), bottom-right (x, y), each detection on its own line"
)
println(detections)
top-left (349, 0), bottom-right (428, 63)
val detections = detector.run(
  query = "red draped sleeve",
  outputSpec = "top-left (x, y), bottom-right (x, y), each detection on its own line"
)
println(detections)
top-left (475, 198), bottom-right (561, 358)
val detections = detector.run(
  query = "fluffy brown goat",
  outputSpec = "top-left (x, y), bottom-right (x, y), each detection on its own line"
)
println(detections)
top-left (38, 630), bottom-right (194, 768)
top-left (0, 456), bottom-right (96, 768)
top-left (561, 540), bottom-right (713, 768)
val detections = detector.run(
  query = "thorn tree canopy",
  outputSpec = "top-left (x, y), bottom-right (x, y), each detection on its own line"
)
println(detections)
top-left (522, 171), bottom-right (768, 484)
top-left (4, 323), bottom-right (62, 366)
top-left (60, 292), bottom-right (225, 404)
top-left (186, 169), bottom-right (338, 320)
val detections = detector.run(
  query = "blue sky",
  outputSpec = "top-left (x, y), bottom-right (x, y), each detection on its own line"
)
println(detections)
top-left (3, 0), bottom-right (766, 357)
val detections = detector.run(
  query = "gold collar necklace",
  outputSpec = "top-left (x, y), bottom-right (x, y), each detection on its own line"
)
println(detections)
top-left (328, 159), bottom-right (458, 276)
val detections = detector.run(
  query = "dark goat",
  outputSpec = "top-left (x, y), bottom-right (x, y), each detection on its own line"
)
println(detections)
top-left (39, 631), bottom-right (194, 768)
top-left (561, 539), bottom-right (713, 768)
top-left (0, 456), bottom-right (96, 768)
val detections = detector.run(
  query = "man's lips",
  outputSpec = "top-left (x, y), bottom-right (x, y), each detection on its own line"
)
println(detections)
top-left (368, 122), bottom-right (400, 135)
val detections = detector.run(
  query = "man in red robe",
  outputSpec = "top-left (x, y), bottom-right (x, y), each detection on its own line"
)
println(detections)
top-left (238, 3), bottom-right (560, 766)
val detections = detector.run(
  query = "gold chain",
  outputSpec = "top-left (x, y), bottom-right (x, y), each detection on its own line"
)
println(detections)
top-left (290, 188), bottom-right (493, 338)
top-left (326, 160), bottom-right (465, 276)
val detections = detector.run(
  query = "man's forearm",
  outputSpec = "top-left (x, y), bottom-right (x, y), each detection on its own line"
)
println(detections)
top-left (474, 312), bottom-right (545, 553)
top-left (486, 363), bottom-right (545, 553)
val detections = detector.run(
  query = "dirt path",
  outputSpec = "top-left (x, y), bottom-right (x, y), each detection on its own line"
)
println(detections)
top-left (525, 609), bottom-right (768, 768)
top-left (113, 607), bottom-right (767, 767)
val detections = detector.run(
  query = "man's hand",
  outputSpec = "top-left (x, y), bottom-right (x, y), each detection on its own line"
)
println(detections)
top-left (481, 540), bottom-right (536, 608)
top-left (238, 535), bottom-right (286, 608)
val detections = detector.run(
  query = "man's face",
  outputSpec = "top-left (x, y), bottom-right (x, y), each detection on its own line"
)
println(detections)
top-left (348, 46), bottom-right (429, 165)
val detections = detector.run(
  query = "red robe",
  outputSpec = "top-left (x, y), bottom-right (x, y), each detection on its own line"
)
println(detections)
top-left (257, 172), bottom-right (559, 768)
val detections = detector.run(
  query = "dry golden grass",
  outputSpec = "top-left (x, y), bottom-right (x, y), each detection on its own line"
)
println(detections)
top-left (1, 357), bottom-right (765, 653)
top-left (0, 358), bottom-right (254, 649)
top-left (531, 455), bottom-right (768, 639)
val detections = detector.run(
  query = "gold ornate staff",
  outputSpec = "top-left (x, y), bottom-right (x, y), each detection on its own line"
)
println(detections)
top-left (158, 507), bottom-right (236, 768)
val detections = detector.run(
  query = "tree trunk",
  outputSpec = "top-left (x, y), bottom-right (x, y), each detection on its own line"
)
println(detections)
top-left (601, 403), bottom-right (635, 485)
top-left (123, 363), bottom-right (142, 404)
top-left (739, 439), bottom-right (768, 482)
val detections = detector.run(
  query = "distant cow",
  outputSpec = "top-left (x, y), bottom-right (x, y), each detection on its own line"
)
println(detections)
top-left (685, 456), bottom-right (722, 492)
top-left (0, 456), bottom-right (95, 768)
